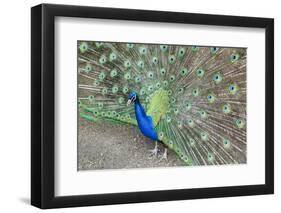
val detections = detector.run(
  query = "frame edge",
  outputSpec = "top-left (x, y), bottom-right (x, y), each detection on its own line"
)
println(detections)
top-left (31, 3), bottom-right (275, 209)
top-left (31, 4), bottom-right (43, 208)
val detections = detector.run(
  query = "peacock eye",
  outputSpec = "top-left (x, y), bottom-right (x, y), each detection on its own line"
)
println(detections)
top-left (228, 83), bottom-right (238, 94)
top-left (213, 73), bottom-right (223, 84)
top-left (152, 57), bottom-right (158, 64)
top-left (222, 103), bottom-right (231, 114)
top-left (160, 68), bottom-right (166, 75)
top-left (168, 55), bottom-right (176, 64)
top-left (110, 69), bottom-right (118, 77)
top-left (188, 119), bottom-right (194, 127)
top-left (223, 139), bottom-right (231, 148)
top-left (139, 46), bottom-right (147, 55)
top-left (140, 88), bottom-right (146, 95)
top-left (79, 42), bottom-right (88, 53)
top-left (135, 76), bottom-right (141, 83)
top-left (208, 153), bottom-right (214, 161)
top-left (137, 60), bottom-right (144, 69)
top-left (126, 43), bottom-right (134, 49)
top-left (210, 47), bottom-right (219, 54)
top-left (124, 72), bottom-right (131, 80)
top-left (88, 95), bottom-right (94, 101)
top-left (191, 46), bottom-right (199, 52)
top-left (178, 47), bottom-right (186, 57)
top-left (169, 75), bottom-right (175, 81)
top-left (192, 88), bottom-right (199, 96)
top-left (178, 88), bottom-right (183, 93)
top-left (235, 119), bottom-right (245, 128)
top-left (93, 79), bottom-right (100, 86)
top-left (156, 82), bottom-right (161, 88)
top-left (85, 63), bottom-right (92, 72)
top-left (99, 71), bottom-right (106, 80)
top-left (190, 138), bottom-right (195, 146)
top-left (166, 116), bottom-right (171, 123)
top-left (230, 53), bottom-right (240, 63)
top-left (147, 71), bottom-right (154, 78)
top-left (168, 90), bottom-right (172, 96)
top-left (99, 55), bottom-right (107, 64)
top-left (185, 101), bottom-right (191, 110)
top-left (201, 132), bottom-right (209, 141)
top-left (122, 86), bottom-right (129, 94)
top-left (112, 85), bottom-right (119, 93)
top-left (196, 68), bottom-right (205, 78)
top-left (160, 45), bottom-right (168, 52)
top-left (124, 60), bottom-right (131, 68)
top-left (148, 85), bottom-right (154, 92)
top-left (109, 52), bottom-right (117, 61)
top-left (180, 68), bottom-right (188, 76)
top-left (207, 93), bottom-right (216, 103)
top-left (101, 87), bottom-right (108, 96)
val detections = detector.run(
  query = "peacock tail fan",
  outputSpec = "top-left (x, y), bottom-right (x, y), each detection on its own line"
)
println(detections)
top-left (78, 41), bottom-right (246, 166)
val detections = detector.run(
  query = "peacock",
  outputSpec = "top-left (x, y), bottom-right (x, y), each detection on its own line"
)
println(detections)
top-left (78, 41), bottom-right (246, 166)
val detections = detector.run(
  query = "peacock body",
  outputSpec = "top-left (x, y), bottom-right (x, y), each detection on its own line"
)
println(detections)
top-left (78, 41), bottom-right (246, 166)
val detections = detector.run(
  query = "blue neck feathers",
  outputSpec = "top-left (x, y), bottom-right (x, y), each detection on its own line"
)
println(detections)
top-left (133, 97), bottom-right (158, 141)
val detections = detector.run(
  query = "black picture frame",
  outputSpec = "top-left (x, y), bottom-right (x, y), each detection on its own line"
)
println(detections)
top-left (31, 3), bottom-right (274, 209)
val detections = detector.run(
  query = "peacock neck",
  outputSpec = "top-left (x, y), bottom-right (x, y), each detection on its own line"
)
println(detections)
top-left (134, 97), bottom-right (147, 118)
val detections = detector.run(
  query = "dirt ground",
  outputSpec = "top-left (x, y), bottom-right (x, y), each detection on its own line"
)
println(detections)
top-left (78, 118), bottom-right (185, 170)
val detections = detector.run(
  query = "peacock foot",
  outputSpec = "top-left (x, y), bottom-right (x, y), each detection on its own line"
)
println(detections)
top-left (149, 142), bottom-right (159, 159)
top-left (159, 148), bottom-right (168, 162)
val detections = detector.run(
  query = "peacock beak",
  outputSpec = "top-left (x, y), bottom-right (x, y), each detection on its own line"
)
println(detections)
top-left (127, 99), bottom-right (132, 106)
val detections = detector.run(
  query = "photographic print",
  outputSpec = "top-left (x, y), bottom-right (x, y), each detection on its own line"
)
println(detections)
top-left (78, 41), bottom-right (247, 170)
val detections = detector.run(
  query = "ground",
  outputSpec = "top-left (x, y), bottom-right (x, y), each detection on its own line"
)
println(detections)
top-left (78, 118), bottom-right (185, 170)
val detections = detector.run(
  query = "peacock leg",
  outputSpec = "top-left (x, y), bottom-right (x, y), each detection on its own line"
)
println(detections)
top-left (149, 141), bottom-right (159, 158)
top-left (159, 148), bottom-right (168, 161)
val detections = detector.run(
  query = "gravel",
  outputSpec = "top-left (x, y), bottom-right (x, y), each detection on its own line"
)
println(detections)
top-left (78, 118), bottom-right (185, 170)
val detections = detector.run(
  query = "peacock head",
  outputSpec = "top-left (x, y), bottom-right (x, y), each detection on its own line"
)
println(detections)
top-left (127, 91), bottom-right (138, 106)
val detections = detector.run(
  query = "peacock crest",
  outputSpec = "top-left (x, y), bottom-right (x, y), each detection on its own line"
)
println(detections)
top-left (78, 41), bottom-right (246, 166)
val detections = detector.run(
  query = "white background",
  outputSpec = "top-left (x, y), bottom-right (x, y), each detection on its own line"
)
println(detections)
top-left (56, 18), bottom-right (265, 196)
top-left (0, 0), bottom-right (279, 212)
